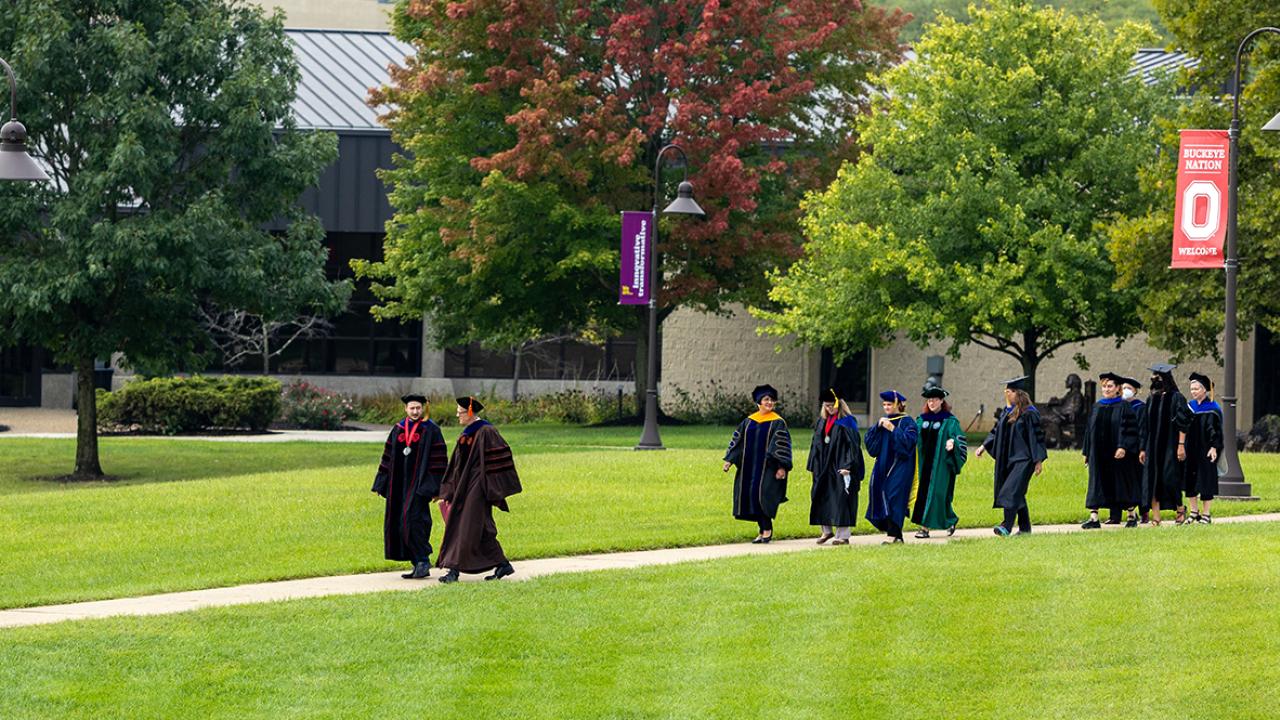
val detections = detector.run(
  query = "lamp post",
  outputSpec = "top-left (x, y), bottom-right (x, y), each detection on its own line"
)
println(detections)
top-left (636, 143), bottom-right (704, 450)
top-left (0, 57), bottom-right (49, 182)
top-left (1220, 27), bottom-right (1280, 498)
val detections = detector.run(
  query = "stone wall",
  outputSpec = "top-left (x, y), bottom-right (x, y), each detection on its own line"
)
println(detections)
top-left (869, 333), bottom-right (1246, 432)
top-left (659, 305), bottom-right (819, 413)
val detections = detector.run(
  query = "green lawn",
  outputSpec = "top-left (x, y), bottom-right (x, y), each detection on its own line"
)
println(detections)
top-left (2, 426), bottom-right (1278, 609)
top-left (1, 522), bottom-right (1277, 719)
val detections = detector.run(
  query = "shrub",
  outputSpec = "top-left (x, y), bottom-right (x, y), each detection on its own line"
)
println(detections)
top-left (667, 380), bottom-right (814, 428)
top-left (97, 376), bottom-right (282, 434)
top-left (278, 381), bottom-right (357, 430)
top-left (355, 389), bottom-right (637, 427)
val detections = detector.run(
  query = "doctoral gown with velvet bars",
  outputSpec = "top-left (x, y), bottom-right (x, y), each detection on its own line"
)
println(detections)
top-left (1082, 398), bottom-right (1140, 509)
top-left (1142, 390), bottom-right (1192, 510)
top-left (725, 412), bottom-right (793, 522)
top-left (865, 414), bottom-right (919, 531)
top-left (983, 407), bottom-right (1048, 511)
top-left (372, 418), bottom-right (448, 562)
top-left (914, 411), bottom-right (967, 530)
top-left (436, 420), bottom-right (523, 574)
top-left (807, 415), bottom-right (864, 528)
top-left (1183, 399), bottom-right (1223, 501)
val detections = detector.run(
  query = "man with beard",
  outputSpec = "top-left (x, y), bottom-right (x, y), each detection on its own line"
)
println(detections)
top-left (371, 394), bottom-right (448, 579)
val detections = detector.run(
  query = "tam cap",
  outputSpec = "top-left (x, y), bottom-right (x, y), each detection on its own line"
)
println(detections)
top-left (455, 396), bottom-right (484, 413)
top-left (879, 389), bottom-right (907, 404)
top-left (401, 393), bottom-right (427, 404)
top-left (1188, 372), bottom-right (1212, 390)
top-left (751, 384), bottom-right (779, 403)
top-left (921, 383), bottom-right (949, 399)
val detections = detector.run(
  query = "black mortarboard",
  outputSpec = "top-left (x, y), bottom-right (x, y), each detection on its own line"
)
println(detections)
top-left (1119, 376), bottom-right (1143, 389)
top-left (401, 393), bottom-right (427, 404)
top-left (819, 387), bottom-right (839, 404)
top-left (751, 384), bottom-right (779, 403)
top-left (1002, 376), bottom-right (1031, 392)
top-left (1148, 363), bottom-right (1177, 374)
top-left (879, 389), bottom-right (907, 403)
top-left (1188, 372), bottom-right (1213, 390)
top-left (1098, 372), bottom-right (1124, 385)
top-left (455, 396), bottom-right (484, 413)
top-left (921, 383), bottom-right (949, 399)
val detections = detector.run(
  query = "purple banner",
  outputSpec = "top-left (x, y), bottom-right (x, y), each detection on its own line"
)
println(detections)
top-left (619, 210), bottom-right (653, 305)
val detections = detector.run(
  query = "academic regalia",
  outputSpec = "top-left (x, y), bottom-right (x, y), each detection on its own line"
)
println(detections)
top-left (807, 414), bottom-right (863, 528)
top-left (372, 417), bottom-right (448, 563)
top-left (865, 414), bottom-right (919, 533)
top-left (1142, 390), bottom-right (1192, 510)
top-left (1127, 397), bottom-right (1149, 512)
top-left (983, 406), bottom-right (1048, 511)
top-left (1183, 398), bottom-right (1224, 501)
top-left (435, 420), bottom-right (522, 574)
top-left (913, 410), bottom-right (967, 530)
top-left (1082, 397), bottom-right (1140, 510)
top-left (725, 411), bottom-right (793, 522)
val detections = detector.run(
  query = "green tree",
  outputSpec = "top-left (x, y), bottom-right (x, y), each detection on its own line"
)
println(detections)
top-left (355, 0), bottom-right (906, 396)
top-left (756, 0), bottom-right (1173, 398)
top-left (0, 0), bottom-right (342, 479)
top-left (1106, 0), bottom-right (1280, 361)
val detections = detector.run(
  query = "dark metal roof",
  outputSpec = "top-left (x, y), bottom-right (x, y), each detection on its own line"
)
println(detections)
top-left (287, 29), bottom-right (412, 132)
top-left (1129, 48), bottom-right (1200, 86)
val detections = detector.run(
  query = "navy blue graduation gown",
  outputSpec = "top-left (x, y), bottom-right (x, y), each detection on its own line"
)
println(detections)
top-left (982, 406), bottom-right (1048, 511)
top-left (725, 413), bottom-right (793, 521)
top-left (865, 414), bottom-right (918, 531)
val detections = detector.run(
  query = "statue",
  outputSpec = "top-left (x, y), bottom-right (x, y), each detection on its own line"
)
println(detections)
top-left (1039, 373), bottom-right (1087, 449)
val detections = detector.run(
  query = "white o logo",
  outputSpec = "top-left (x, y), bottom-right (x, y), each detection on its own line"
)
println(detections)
top-left (1181, 180), bottom-right (1221, 241)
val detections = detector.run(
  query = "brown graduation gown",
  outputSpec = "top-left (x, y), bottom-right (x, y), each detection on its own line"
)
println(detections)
top-left (436, 421), bottom-right (523, 574)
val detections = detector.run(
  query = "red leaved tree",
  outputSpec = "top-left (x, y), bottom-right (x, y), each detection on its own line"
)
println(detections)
top-left (359, 0), bottom-right (906, 394)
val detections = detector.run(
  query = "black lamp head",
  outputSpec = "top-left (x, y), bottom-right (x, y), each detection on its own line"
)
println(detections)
top-left (662, 180), bottom-right (705, 216)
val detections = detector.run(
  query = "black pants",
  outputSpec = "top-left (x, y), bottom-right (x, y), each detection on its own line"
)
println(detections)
top-left (1001, 506), bottom-right (1031, 533)
top-left (885, 520), bottom-right (903, 540)
top-left (406, 494), bottom-right (434, 564)
top-left (757, 518), bottom-right (773, 533)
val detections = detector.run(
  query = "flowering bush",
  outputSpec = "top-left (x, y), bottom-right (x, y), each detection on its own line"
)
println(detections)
top-left (278, 381), bottom-right (357, 430)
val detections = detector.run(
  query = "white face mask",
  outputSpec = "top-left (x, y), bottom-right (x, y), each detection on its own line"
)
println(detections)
top-left (1121, 387), bottom-right (1135, 400)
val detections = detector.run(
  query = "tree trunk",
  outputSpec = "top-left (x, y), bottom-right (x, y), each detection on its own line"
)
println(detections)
top-left (73, 356), bottom-right (104, 479)
top-left (1020, 329), bottom-right (1041, 401)
top-left (511, 344), bottom-right (523, 402)
top-left (261, 325), bottom-right (271, 375)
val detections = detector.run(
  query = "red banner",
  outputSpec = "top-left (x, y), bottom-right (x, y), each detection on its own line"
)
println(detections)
top-left (1171, 129), bottom-right (1230, 269)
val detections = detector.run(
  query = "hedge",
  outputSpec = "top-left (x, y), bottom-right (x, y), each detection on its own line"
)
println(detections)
top-left (97, 376), bottom-right (282, 434)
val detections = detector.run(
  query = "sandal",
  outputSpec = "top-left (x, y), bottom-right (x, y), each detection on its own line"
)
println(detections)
top-left (1174, 507), bottom-right (1187, 525)
top-left (1198, 514), bottom-right (1212, 524)
top-left (914, 529), bottom-right (930, 539)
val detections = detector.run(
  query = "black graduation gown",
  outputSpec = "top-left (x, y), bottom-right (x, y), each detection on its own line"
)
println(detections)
top-left (1142, 390), bottom-right (1192, 509)
top-left (807, 415), bottom-right (864, 527)
top-left (1082, 399), bottom-right (1140, 509)
top-left (436, 421), bottom-right (523, 574)
top-left (1183, 400), bottom-right (1224, 501)
top-left (1128, 399), bottom-right (1148, 510)
top-left (724, 413), bottom-right (793, 522)
top-left (983, 406), bottom-right (1048, 511)
top-left (372, 418), bottom-right (448, 562)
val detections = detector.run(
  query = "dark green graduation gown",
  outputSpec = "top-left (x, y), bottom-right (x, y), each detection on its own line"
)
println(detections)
top-left (914, 412), bottom-right (966, 530)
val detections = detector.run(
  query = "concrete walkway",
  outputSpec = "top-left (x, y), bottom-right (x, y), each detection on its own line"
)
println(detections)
top-left (3, 512), bottom-right (1277, 630)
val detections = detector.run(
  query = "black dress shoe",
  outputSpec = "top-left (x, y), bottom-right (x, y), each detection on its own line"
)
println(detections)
top-left (484, 563), bottom-right (515, 581)
top-left (438, 569), bottom-right (460, 584)
top-left (1081, 519), bottom-right (1102, 529)
top-left (750, 535), bottom-right (772, 544)
top-left (408, 562), bottom-right (431, 579)
top-left (947, 524), bottom-right (957, 537)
